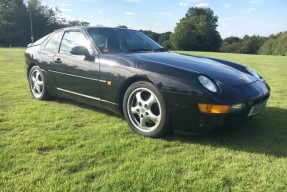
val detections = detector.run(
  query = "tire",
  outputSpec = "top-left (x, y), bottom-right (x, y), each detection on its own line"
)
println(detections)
top-left (123, 81), bottom-right (170, 138)
top-left (28, 66), bottom-right (50, 100)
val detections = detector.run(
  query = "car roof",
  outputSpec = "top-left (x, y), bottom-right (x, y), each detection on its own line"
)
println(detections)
top-left (54, 26), bottom-right (135, 32)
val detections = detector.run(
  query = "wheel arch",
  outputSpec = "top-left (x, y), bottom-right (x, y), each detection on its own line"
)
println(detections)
top-left (118, 76), bottom-right (154, 115)
top-left (27, 64), bottom-right (56, 98)
top-left (27, 63), bottom-right (37, 78)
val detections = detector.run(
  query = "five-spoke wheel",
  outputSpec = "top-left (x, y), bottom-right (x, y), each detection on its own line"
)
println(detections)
top-left (123, 81), bottom-right (169, 137)
top-left (29, 66), bottom-right (50, 100)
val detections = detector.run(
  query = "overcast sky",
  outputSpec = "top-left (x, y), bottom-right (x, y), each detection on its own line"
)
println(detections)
top-left (41, 0), bottom-right (287, 38)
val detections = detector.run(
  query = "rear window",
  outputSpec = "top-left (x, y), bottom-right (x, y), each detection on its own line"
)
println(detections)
top-left (32, 34), bottom-right (51, 46)
top-left (44, 32), bottom-right (63, 53)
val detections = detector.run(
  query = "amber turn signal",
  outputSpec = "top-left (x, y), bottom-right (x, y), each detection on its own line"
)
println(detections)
top-left (198, 103), bottom-right (230, 114)
top-left (107, 81), bottom-right (112, 86)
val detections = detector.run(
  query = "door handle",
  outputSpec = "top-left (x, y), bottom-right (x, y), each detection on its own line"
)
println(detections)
top-left (54, 58), bottom-right (62, 64)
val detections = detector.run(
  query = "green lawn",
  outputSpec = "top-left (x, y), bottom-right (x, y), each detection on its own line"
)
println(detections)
top-left (1, 48), bottom-right (287, 191)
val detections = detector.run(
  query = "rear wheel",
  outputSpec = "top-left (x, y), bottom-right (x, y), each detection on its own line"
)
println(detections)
top-left (123, 81), bottom-right (169, 137)
top-left (28, 66), bottom-right (50, 100)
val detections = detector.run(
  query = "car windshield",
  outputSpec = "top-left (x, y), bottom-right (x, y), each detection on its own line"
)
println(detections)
top-left (87, 28), bottom-right (163, 54)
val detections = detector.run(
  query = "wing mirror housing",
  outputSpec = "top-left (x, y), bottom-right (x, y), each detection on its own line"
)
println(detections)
top-left (70, 46), bottom-right (90, 56)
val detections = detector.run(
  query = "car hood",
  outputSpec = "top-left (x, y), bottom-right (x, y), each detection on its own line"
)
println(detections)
top-left (125, 52), bottom-right (257, 87)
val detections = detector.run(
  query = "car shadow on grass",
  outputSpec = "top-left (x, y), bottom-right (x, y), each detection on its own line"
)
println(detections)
top-left (165, 107), bottom-right (287, 157)
top-left (51, 98), bottom-right (120, 118)
top-left (47, 98), bottom-right (287, 157)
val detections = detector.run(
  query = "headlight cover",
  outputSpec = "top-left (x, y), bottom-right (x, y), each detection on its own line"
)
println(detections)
top-left (198, 75), bottom-right (218, 93)
top-left (246, 67), bottom-right (260, 79)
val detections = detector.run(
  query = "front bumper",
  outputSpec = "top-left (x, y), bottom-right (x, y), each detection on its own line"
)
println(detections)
top-left (163, 81), bottom-right (270, 135)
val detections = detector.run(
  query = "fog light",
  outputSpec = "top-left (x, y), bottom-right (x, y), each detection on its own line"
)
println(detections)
top-left (231, 103), bottom-right (246, 112)
top-left (198, 103), bottom-right (230, 114)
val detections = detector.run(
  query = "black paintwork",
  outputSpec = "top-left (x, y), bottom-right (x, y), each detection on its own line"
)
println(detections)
top-left (25, 27), bottom-right (270, 134)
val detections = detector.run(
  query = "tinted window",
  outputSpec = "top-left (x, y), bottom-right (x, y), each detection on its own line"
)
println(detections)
top-left (44, 32), bottom-right (63, 53)
top-left (87, 28), bottom-right (162, 54)
top-left (33, 34), bottom-right (51, 46)
top-left (59, 31), bottom-right (93, 55)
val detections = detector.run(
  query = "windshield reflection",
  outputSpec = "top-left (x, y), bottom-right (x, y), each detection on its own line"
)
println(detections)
top-left (87, 28), bottom-right (163, 54)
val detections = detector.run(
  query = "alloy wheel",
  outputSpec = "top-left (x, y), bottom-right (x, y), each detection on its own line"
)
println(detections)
top-left (127, 88), bottom-right (162, 133)
top-left (30, 69), bottom-right (44, 99)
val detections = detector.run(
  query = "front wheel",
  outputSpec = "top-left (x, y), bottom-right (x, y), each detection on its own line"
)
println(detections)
top-left (123, 81), bottom-right (169, 137)
top-left (28, 66), bottom-right (50, 100)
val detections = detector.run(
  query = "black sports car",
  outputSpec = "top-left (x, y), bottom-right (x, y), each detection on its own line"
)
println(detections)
top-left (25, 27), bottom-right (270, 137)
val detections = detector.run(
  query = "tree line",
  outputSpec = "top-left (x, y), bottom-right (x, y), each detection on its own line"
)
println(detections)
top-left (1, 0), bottom-right (286, 56)
top-left (0, 0), bottom-right (88, 47)
top-left (140, 8), bottom-right (286, 56)
top-left (220, 33), bottom-right (287, 56)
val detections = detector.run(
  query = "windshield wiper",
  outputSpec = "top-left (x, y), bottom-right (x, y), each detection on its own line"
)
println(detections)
top-left (125, 48), bottom-right (153, 53)
top-left (153, 48), bottom-right (168, 52)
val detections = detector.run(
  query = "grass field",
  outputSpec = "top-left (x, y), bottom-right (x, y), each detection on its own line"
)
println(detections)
top-left (0, 48), bottom-right (287, 191)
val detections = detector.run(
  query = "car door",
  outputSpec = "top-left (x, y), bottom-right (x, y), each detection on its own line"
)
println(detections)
top-left (52, 30), bottom-right (100, 100)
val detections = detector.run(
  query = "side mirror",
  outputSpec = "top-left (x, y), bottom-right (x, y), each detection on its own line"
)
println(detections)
top-left (70, 46), bottom-right (90, 56)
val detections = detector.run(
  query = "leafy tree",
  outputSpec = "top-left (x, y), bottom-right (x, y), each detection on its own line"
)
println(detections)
top-left (258, 32), bottom-right (287, 56)
top-left (0, 0), bottom-right (70, 46)
top-left (220, 35), bottom-right (267, 54)
top-left (219, 36), bottom-right (241, 53)
top-left (139, 30), bottom-right (173, 49)
top-left (239, 35), bottom-right (266, 54)
top-left (170, 7), bottom-right (221, 51)
top-left (161, 40), bottom-right (173, 49)
top-left (222, 36), bottom-right (241, 44)
top-left (118, 25), bottom-right (128, 28)
top-left (26, 0), bottom-right (65, 41)
top-left (220, 42), bottom-right (241, 53)
top-left (158, 32), bottom-right (171, 44)
top-left (65, 20), bottom-right (90, 27)
top-left (0, 0), bottom-right (30, 46)
top-left (140, 30), bottom-right (161, 42)
top-left (158, 32), bottom-right (173, 49)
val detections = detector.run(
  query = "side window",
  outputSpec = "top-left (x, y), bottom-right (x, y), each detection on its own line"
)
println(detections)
top-left (44, 32), bottom-right (63, 53)
top-left (91, 34), bottom-right (107, 50)
top-left (89, 29), bottom-right (123, 53)
top-left (59, 31), bottom-right (93, 55)
top-left (33, 34), bottom-right (50, 46)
